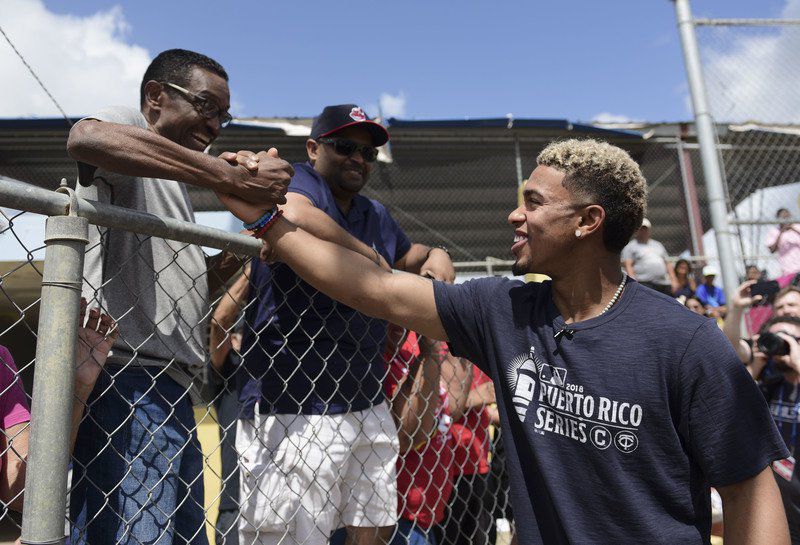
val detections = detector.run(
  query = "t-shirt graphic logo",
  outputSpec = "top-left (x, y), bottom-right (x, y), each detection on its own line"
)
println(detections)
top-left (590, 426), bottom-right (612, 450)
top-left (350, 107), bottom-right (367, 121)
top-left (508, 347), bottom-right (546, 422)
top-left (539, 363), bottom-right (566, 387)
top-left (614, 431), bottom-right (639, 453)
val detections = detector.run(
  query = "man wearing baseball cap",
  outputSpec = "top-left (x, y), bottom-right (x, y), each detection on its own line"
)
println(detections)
top-left (697, 265), bottom-right (728, 319)
top-left (235, 104), bottom-right (455, 545)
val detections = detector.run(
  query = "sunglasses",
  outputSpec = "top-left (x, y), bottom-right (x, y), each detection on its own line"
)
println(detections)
top-left (163, 82), bottom-right (233, 128)
top-left (317, 137), bottom-right (379, 163)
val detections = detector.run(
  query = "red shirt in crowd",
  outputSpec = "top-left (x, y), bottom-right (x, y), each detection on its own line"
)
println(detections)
top-left (384, 332), bottom-right (455, 529)
top-left (449, 366), bottom-right (491, 476)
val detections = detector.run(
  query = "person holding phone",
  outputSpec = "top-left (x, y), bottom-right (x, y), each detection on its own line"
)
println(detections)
top-left (724, 280), bottom-right (800, 377)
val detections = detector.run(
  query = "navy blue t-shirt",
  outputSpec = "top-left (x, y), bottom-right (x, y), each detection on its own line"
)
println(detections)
top-left (240, 162), bottom-right (411, 416)
top-left (433, 278), bottom-right (787, 544)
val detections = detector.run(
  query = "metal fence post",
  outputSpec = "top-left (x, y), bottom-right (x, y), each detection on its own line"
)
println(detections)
top-left (20, 187), bottom-right (88, 545)
top-left (674, 0), bottom-right (740, 299)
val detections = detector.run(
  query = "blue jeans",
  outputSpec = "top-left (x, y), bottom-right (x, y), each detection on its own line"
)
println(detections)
top-left (329, 520), bottom-right (437, 545)
top-left (70, 366), bottom-right (208, 545)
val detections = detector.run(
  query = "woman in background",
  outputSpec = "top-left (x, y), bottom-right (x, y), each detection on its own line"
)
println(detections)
top-left (672, 258), bottom-right (697, 298)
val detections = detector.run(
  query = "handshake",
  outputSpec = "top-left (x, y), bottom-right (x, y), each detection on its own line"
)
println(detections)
top-left (216, 148), bottom-right (293, 224)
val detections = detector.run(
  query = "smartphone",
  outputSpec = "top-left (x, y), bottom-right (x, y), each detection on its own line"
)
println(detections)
top-left (751, 280), bottom-right (780, 301)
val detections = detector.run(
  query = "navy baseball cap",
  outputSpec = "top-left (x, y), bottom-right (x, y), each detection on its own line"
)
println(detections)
top-left (310, 104), bottom-right (389, 147)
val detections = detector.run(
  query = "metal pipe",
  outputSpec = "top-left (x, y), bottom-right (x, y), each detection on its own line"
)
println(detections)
top-left (673, 0), bottom-right (740, 301)
top-left (514, 135), bottom-right (524, 187)
top-left (729, 219), bottom-right (800, 226)
top-left (694, 18), bottom-right (800, 26)
top-left (0, 176), bottom-right (262, 257)
top-left (20, 211), bottom-right (88, 545)
top-left (675, 130), bottom-right (705, 255)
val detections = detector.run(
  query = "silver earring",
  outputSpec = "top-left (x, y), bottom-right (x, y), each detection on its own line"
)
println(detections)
top-left (575, 229), bottom-right (582, 238)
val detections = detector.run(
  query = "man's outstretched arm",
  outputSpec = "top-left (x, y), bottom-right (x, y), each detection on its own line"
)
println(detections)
top-left (67, 120), bottom-right (293, 205)
top-left (262, 216), bottom-right (448, 341)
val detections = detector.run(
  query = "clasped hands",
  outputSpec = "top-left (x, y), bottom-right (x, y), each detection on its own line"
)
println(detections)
top-left (217, 149), bottom-right (292, 224)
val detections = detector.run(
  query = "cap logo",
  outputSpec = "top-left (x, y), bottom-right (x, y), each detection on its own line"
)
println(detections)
top-left (349, 107), bottom-right (367, 122)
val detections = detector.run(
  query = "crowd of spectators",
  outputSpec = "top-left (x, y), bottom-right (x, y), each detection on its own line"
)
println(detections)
top-left (623, 212), bottom-right (800, 542)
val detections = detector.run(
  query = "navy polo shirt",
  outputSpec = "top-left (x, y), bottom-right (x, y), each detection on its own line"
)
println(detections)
top-left (239, 162), bottom-right (412, 416)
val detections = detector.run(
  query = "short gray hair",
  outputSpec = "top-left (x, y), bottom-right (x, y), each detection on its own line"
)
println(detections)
top-left (537, 138), bottom-right (647, 252)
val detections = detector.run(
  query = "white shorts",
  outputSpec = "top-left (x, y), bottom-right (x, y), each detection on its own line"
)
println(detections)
top-left (236, 402), bottom-right (399, 545)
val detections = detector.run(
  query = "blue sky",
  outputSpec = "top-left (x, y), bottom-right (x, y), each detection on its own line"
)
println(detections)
top-left (4, 0), bottom-right (793, 122)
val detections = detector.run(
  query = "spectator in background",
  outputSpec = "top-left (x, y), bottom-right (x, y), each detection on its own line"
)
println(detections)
top-left (753, 316), bottom-right (800, 543)
top-left (672, 258), bottom-right (696, 298)
top-left (767, 208), bottom-right (800, 277)
top-left (0, 301), bottom-right (116, 512)
top-left (725, 283), bottom-right (800, 376)
top-left (209, 268), bottom-right (251, 545)
top-left (237, 104), bottom-right (455, 545)
top-left (746, 264), bottom-right (763, 282)
top-left (387, 331), bottom-right (455, 545)
top-left (622, 218), bottom-right (675, 295)
top-left (684, 295), bottom-right (706, 316)
top-left (776, 287), bottom-right (800, 318)
top-left (66, 48), bottom-right (292, 545)
top-left (695, 265), bottom-right (727, 319)
top-left (439, 367), bottom-right (495, 545)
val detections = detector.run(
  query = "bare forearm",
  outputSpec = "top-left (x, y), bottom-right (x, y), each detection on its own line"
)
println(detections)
top-left (70, 384), bottom-right (94, 453)
top-left (210, 270), bottom-right (249, 368)
top-left (396, 243), bottom-right (430, 274)
top-left (720, 467), bottom-right (789, 545)
top-left (281, 201), bottom-right (382, 266)
top-left (395, 363), bottom-right (440, 452)
top-left (68, 121), bottom-right (231, 191)
top-left (264, 218), bottom-right (446, 339)
top-left (0, 424), bottom-right (28, 511)
top-left (722, 304), bottom-right (747, 358)
top-left (440, 355), bottom-right (472, 420)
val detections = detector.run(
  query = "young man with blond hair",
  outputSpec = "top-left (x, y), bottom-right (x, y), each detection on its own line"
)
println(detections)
top-left (221, 138), bottom-right (790, 544)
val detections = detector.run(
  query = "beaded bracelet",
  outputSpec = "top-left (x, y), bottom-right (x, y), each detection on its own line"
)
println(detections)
top-left (243, 207), bottom-right (278, 230)
top-left (252, 209), bottom-right (284, 239)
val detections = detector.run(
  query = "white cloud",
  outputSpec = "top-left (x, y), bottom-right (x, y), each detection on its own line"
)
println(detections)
top-left (378, 91), bottom-right (407, 119)
top-left (591, 112), bottom-right (639, 124)
top-left (0, 0), bottom-right (151, 117)
top-left (699, 0), bottom-right (800, 123)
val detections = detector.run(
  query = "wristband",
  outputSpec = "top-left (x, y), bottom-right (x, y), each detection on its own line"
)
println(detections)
top-left (426, 245), bottom-right (450, 259)
top-left (243, 207), bottom-right (278, 230)
top-left (252, 209), bottom-right (284, 239)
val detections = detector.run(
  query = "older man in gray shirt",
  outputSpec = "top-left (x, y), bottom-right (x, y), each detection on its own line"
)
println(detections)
top-left (622, 218), bottom-right (676, 295)
top-left (66, 49), bottom-right (292, 545)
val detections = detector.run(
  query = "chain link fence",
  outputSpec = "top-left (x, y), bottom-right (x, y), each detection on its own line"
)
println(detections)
top-left (0, 176), bottom-right (516, 545)
top-left (687, 15), bottom-right (800, 333)
top-left (697, 18), bottom-right (800, 278)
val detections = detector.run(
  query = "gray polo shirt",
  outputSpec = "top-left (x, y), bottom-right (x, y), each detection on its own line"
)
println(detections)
top-left (75, 106), bottom-right (209, 400)
top-left (621, 238), bottom-right (670, 285)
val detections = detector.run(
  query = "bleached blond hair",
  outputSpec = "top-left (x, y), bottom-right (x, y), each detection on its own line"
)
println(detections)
top-left (537, 138), bottom-right (647, 252)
